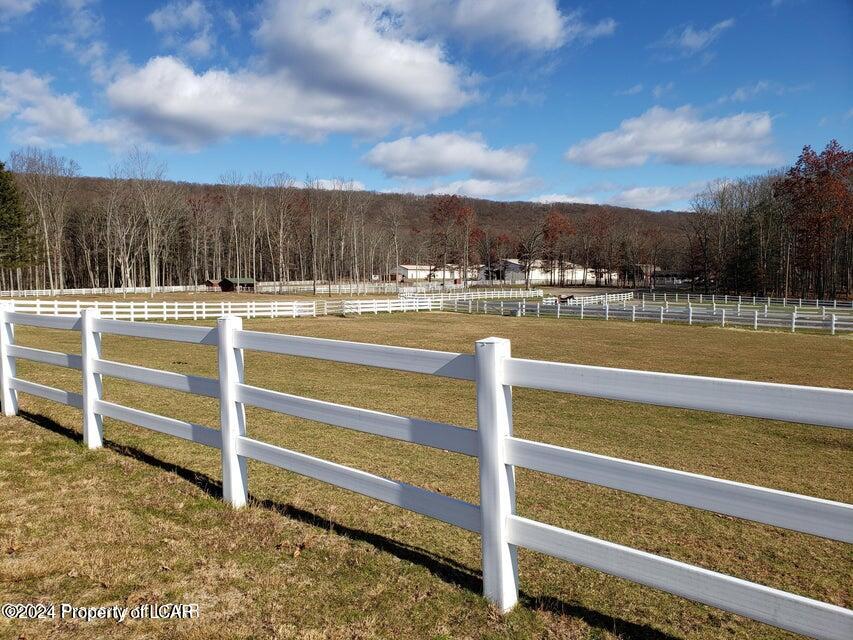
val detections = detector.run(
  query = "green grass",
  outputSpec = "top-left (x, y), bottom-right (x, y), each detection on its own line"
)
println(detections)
top-left (0, 313), bottom-right (851, 639)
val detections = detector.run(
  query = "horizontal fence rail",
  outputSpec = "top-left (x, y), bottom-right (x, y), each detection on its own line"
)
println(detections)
top-left (3, 290), bottom-right (540, 323)
top-left (445, 298), bottom-right (853, 334)
top-left (0, 303), bottom-right (850, 639)
top-left (642, 291), bottom-right (853, 309)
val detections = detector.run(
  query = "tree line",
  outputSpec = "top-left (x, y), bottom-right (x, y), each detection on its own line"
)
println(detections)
top-left (0, 141), bottom-right (849, 298)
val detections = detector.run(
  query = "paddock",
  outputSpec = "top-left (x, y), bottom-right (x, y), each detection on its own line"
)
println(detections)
top-left (1, 311), bottom-right (850, 640)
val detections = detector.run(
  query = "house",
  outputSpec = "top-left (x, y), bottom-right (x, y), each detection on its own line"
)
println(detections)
top-left (220, 277), bottom-right (255, 292)
top-left (204, 279), bottom-right (221, 291)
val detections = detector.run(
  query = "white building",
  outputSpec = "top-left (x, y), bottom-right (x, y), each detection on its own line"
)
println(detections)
top-left (392, 264), bottom-right (480, 282)
top-left (500, 259), bottom-right (617, 285)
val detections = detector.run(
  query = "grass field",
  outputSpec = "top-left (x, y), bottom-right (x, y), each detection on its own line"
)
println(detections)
top-left (1, 313), bottom-right (851, 639)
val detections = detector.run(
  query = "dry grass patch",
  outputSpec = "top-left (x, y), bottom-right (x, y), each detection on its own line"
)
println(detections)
top-left (1, 313), bottom-right (851, 639)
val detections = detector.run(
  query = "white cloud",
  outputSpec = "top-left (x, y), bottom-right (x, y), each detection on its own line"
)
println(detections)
top-left (148, 0), bottom-right (215, 59)
top-left (532, 193), bottom-right (598, 204)
top-left (107, 54), bottom-right (468, 147)
top-left (0, 68), bottom-right (131, 146)
top-left (533, 181), bottom-right (707, 210)
top-left (395, 0), bottom-right (613, 51)
top-left (716, 80), bottom-right (810, 104)
top-left (563, 12), bottom-right (616, 44)
top-left (616, 84), bottom-right (643, 96)
top-left (109, 1), bottom-right (477, 146)
top-left (608, 183), bottom-right (705, 209)
top-left (565, 105), bottom-right (779, 168)
top-left (415, 177), bottom-right (541, 199)
top-left (654, 18), bottom-right (735, 57)
top-left (498, 87), bottom-right (545, 107)
top-left (364, 132), bottom-right (532, 179)
top-left (148, 0), bottom-right (209, 32)
top-left (0, 0), bottom-right (38, 22)
top-left (652, 81), bottom-right (674, 99)
top-left (311, 178), bottom-right (366, 191)
top-left (255, 1), bottom-right (474, 116)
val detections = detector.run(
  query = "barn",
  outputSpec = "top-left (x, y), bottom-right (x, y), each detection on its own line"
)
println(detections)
top-left (220, 277), bottom-right (255, 292)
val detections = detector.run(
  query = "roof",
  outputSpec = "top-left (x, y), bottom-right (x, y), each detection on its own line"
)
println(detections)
top-left (222, 277), bottom-right (256, 284)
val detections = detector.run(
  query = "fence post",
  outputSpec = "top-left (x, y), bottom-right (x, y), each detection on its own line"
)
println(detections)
top-left (831, 314), bottom-right (836, 336)
top-left (631, 306), bottom-right (636, 322)
top-left (659, 306), bottom-right (664, 323)
top-left (688, 305), bottom-right (693, 325)
top-left (81, 308), bottom-right (103, 449)
top-left (475, 337), bottom-right (518, 612)
top-left (721, 308), bottom-right (726, 327)
top-left (791, 310), bottom-right (797, 333)
top-left (0, 304), bottom-right (18, 416)
top-left (754, 309), bottom-right (758, 330)
top-left (218, 315), bottom-right (248, 508)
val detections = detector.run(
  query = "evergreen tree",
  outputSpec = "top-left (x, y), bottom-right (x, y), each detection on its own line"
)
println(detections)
top-left (0, 161), bottom-right (35, 271)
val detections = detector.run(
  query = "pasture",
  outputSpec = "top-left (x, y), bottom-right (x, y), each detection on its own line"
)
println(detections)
top-left (1, 312), bottom-right (851, 639)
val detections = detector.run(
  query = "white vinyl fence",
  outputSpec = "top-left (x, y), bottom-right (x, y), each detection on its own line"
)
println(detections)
top-left (400, 289), bottom-right (543, 301)
top-left (643, 292), bottom-right (853, 310)
top-left (0, 306), bottom-right (850, 639)
top-left (0, 284), bottom-right (207, 298)
top-left (450, 299), bottom-right (853, 335)
top-left (542, 292), bottom-right (634, 306)
top-left (3, 292), bottom-right (535, 322)
top-left (5, 299), bottom-right (328, 320)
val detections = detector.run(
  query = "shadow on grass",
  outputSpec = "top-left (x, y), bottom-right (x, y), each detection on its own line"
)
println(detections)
top-left (20, 409), bottom-right (679, 640)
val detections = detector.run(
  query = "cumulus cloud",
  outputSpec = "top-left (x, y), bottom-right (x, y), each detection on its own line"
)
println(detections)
top-left (0, 68), bottom-right (131, 146)
top-left (364, 132), bottom-right (532, 179)
top-left (107, 1), bottom-right (478, 146)
top-left (394, 0), bottom-right (613, 51)
top-left (107, 54), bottom-right (468, 147)
top-left (254, 1), bottom-right (474, 116)
top-left (653, 18), bottom-right (734, 58)
top-left (564, 105), bottom-right (779, 168)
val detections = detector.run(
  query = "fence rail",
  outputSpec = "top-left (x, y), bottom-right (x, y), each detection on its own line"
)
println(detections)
top-left (0, 304), bottom-right (850, 639)
top-left (449, 299), bottom-right (853, 334)
top-left (3, 290), bottom-right (540, 322)
top-left (643, 292), bottom-right (853, 309)
top-left (401, 289), bottom-right (543, 301)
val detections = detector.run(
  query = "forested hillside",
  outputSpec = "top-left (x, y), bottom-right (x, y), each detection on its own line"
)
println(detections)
top-left (1, 140), bottom-right (850, 298)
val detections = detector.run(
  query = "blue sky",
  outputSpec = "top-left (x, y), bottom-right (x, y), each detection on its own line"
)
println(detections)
top-left (0, 0), bottom-right (850, 210)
